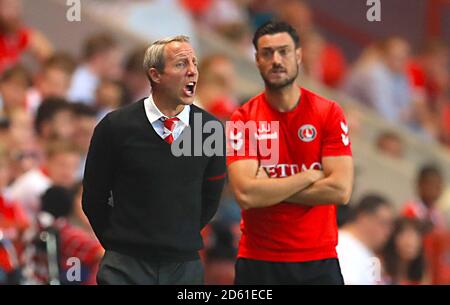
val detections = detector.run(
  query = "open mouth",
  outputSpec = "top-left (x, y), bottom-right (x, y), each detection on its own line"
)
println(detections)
top-left (183, 81), bottom-right (196, 97)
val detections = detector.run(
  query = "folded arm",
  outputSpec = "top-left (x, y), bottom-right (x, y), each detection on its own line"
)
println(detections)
top-left (228, 159), bottom-right (323, 210)
top-left (286, 156), bottom-right (353, 206)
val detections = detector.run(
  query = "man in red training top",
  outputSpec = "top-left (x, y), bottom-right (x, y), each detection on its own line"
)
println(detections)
top-left (227, 21), bottom-right (353, 285)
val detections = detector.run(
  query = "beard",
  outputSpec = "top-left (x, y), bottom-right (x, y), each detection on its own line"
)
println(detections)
top-left (260, 65), bottom-right (299, 90)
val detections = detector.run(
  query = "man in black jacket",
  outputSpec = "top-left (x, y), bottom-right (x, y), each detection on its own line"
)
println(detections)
top-left (82, 36), bottom-right (226, 285)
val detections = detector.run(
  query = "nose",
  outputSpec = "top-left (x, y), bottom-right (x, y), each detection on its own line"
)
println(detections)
top-left (187, 61), bottom-right (197, 77)
top-left (272, 51), bottom-right (282, 65)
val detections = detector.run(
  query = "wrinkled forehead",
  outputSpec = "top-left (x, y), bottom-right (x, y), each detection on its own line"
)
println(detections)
top-left (164, 41), bottom-right (196, 60)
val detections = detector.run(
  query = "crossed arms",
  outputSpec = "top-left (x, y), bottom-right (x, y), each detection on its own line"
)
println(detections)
top-left (227, 156), bottom-right (353, 210)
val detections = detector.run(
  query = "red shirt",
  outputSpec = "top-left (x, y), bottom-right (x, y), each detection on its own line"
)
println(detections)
top-left (0, 28), bottom-right (30, 73)
top-left (320, 44), bottom-right (347, 88)
top-left (56, 220), bottom-right (103, 285)
top-left (227, 87), bottom-right (352, 262)
top-left (401, 200), bottom-right (447, 230)
top-left (0, 194), bottom-right (29, 274)
top-left (206, 96), bottom-right (238, 122)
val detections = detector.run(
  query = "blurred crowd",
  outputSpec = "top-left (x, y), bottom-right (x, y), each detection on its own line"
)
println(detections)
top-left (337, 164), bottom-right (448, 285)
top-left (1, 0), bottom-right (450, 284)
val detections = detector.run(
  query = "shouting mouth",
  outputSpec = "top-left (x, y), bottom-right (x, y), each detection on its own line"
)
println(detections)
top-left (183, 81), bottom-right (197, 97)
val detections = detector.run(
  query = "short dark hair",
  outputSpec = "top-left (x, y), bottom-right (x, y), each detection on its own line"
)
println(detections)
top-left (42, 52), bottom-right (77, 75)
top-left (125, 46), bottom-right (147, 73)
top-left (252, 20), bottom-right (300, 50)
top-left (83, 33), bottom-right (117, 60)
top-left (41, 186), bottom-right (74, 218)
top-left (417, 163), bottom-right (442, 183)
top-left (353, 194), bottom-right (392, 218)
top-left (377, 130), bottom-right (401, 142)
top-left (34, 97), bottom-right (72, 136)
top-left (71, 102), bottom-right (97, 118)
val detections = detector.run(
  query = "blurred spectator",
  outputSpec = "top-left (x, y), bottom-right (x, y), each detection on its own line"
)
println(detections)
top-left (0, 145), bottom-right (29, 233)
top-left (0, 145), bottom-right (28, 284)
top-left (8, 108), bottom-right (35, 148)
top-left (34, 97), bottom-right (75, 142)
top-left (277, 0), bottom-right (347, 87)
top-left (0, 116), bottom-right (9, 146)
top-left (440, 91), bottom-right (450, 149)
top-left (247, 0), bottom-right (277, 30)
top-left (402, 164), bottom-right (446, 231)
top-left (0, 0), bottom-right (53, 73)
top-left (95, 79), bottom-right (124, 121)
top-left (407, 39), bottom-right (450, 139)
top-left (336, 204), bottom-right (353, 228)
top-left (408, 39), bottom-right (449, 111)
top-left (438, 186), bottom-right (450, 227)
top-left (8, 144), bottom-right (42, 183)
top-left (299, 30), bottom-right (324, 82)
top-left (123, 46), bottom-right (150, 103)
top-left (68, 33), bottom-right (122, 105)
top-left (344, 37), bottom-right (423, 134)
top-left (381, 217), bottom-right (428, 285)
top-left (39, 186), bottom-right (103, 285)
top-left (199, 0), bottom-right (254, 57)
top-left (337, 194), bottom-right (394, 285)
top-left (276, 0), bottom-right (312, 38)
top-left (7, 140), bottom-right (81, 220)
top-left (179, 0), bottom-right (214, 20)
top-left (204, 184), bottom-right (241, 285)
top-left (376, 130), bottom-right (404, 159)
top-left (0, 64), bottom-right (31, 118)
top-left (71, 103), bottom-right (97, 180)
top-left (195, 54), bottom-right (239, 121)
top-left (70, 182), bottom-right (94, 235)
top-left (301, 29), bottom-right (347, 88)
top-left (7, 109), bottom-right (41, 180)
top-left (26, 53), bottom-right (77, 115)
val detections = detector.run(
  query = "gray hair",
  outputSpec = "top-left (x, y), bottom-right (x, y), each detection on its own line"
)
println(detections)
top-left (143, 35), bottom-right (190, 80)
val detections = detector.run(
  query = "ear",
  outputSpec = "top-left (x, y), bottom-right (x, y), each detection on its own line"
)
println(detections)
top-left (148, 68), bottom-right (161, 84)
top-left (296, 47), bottom-right (302, 66)
top-left (255, 51), bottom-right (262, 69)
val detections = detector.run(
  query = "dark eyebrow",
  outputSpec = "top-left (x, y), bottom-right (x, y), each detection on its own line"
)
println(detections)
top-left (261, 45), bottom-right (290, 50)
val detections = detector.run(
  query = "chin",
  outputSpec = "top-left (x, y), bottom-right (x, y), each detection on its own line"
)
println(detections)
top-left (180, 96), bottom-right (195, 105)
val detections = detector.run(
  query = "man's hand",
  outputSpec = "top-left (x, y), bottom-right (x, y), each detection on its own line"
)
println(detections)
top-left (286, 156), bottom-right (353, 206)
top-left (228, 160), bottom-right (323, 210)
top-left (256, 166), bottom-right (324, 182)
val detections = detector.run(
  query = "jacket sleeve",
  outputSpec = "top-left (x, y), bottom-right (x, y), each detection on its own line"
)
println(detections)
top-left (82, 114), bottom-right (114, 245)
top-left (200, 123), bottom-right (226, 229)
